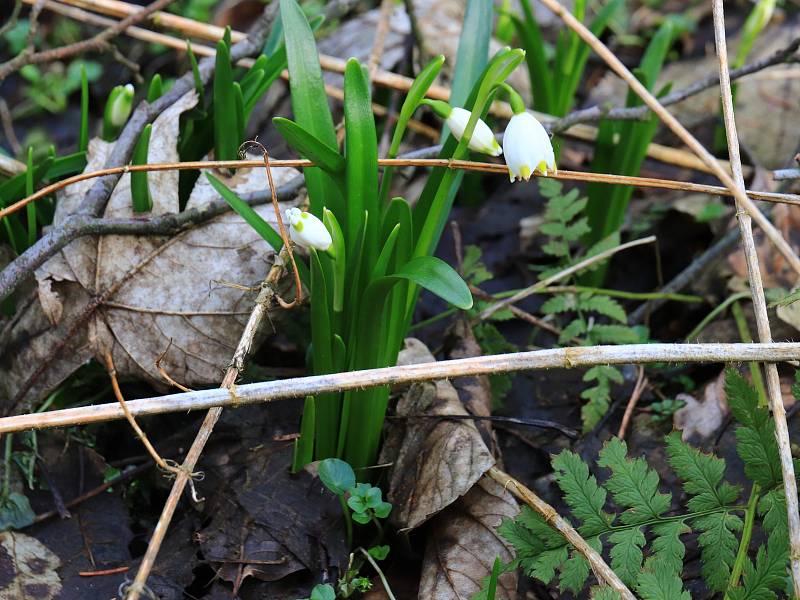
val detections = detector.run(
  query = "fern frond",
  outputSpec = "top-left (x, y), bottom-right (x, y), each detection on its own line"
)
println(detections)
top-left (587, 324), bottom-right (640, 344)
top-left (694, 511), bottom-right (743, 592)
top-left (597, 438), bottom-right (671, 524)
top-left (727, 542), bottom-right (787, 600)
top-left (635, 568), bottom-right (692, 600)
top-left (551, 451), bottom-right (613, 536)
top-left (584, 365), bottom-right (624, 385)
top-left (726, 370), bottom-right (782, 488)
top-left (579, 295), bottom-right (628, 323)
top-left (608, 527), bottom-right (645, 586)
top-left (580, 383), bottom-right (612, 431)
top-left (648, 520), bottom-right (688, 574)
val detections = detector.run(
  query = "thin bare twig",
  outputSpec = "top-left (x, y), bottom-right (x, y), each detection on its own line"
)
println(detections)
top-left (617, 367), bottom-right (646, 439)
top-left (536, 0), bottom-right (800, 277)
top-left (2, 343), bottom-right (800, 435)
top-left (487, 467), bottom-right (636, 600)
top-left (712, 2), bottom-right (800, 593)
top-left (479, 236), bottom-right (657, 321)
top-left (0, 0), bottom-right (177, 81)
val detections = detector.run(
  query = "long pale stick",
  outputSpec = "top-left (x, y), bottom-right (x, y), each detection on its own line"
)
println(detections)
top-left (536, 0), bottom-right (800, 277)
top-left (711, 1), bottom-right (800, 594)
top-left (2, 343), bottom-right (799, 435)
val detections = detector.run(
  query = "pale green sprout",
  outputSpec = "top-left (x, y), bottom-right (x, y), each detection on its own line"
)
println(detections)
top-left (102, 83), bottom-right (134, 141)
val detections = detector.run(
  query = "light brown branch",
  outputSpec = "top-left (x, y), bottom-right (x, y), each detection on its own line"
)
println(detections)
top-left (711, 1), bottom-right (800, 593)
top-left (2, 343), bottom-right (800, 435)
top-left (536, 0), bottom-right (800, 277)
top-left (617, 367), bottom-right (646, 439)
top-left (487, 466), bottom-right (636, 600)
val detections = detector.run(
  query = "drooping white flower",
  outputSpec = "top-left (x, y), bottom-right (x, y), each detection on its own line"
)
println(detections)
top-left (503, 111), bottom-right (556, 182)
top-left (446, 107), bottom-right (503, 156)
top-left (285, 207), bottom-right (332, 251)
top-left (107, 84), bottom-right (134, 127)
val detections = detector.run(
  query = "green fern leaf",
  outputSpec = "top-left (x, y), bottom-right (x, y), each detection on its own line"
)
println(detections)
top-left (587, 324), bottom-right (641, 344)
top-left (526, 546), bottom-right (569, 585)
top-left (608, 527), bottom-right (645, 586)
top-left (590, 587), bottom-right (621, 600)
top-left (635, 568), bottom-right (692, 600)
top-left (559, 318), bottom-right (587, 344)
top-left (598, 438), bottom-right (671, 524)
top-left (649, 520), bottom-right (688, 575)
top-left (694, 511), bottom-right (743, 592)
top-left (665, 432), bottom-right (741, 511)
top-left (543, 239), bottom-right (571, 258)
top-left (759, 490), bottom-right (788, 541)
top-left (727, 542), bottom-right (788, 600)
top-left (581, 383), bottom-right (611, 431)
top-left (584, 365), bottom-right (624, 385)
top-left (552, 451), bottom-right (613, 536)
top-left (579, 295), bottom-right (628, 323)
top-left (540, 295), bottom-right (575, 315)
top-left (563, 217), bottom-right (592, 242)
top-left (560, 547), bottom-right (594, 594)
top-left (538, 177), bottom-right (564, 199)
top-left (576, 232), bottom-right (621, 274)
top-left (540, 221), bottom-right (568, 237)
top-left (462, 245), bottom-right (493, 285)
top-left (725, 370), bottom-right (782, 488)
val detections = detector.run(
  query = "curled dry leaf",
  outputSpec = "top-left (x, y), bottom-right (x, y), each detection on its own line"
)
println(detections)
top-left (379, 338), bottom-right (495, 530)
top-left (0, 531), bottom-right (62, 599)
top-left (419, 476), bottom-right (519, 600)
top-left (673, 370), bottom-right (728, 441)
top-left (0, 91), bottom-right (300, 411)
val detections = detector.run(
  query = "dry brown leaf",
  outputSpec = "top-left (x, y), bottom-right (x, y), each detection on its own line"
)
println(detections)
top-left (673, 370), bottom-right (728, 441)
top-left (418, 475), bottom-right (518, 600)
top-left (0, 91), bottom-right (300, 410)
top-left (379, 338), bottom-right (494, 530)
top-left (0, 532), bottom-right (62, 599)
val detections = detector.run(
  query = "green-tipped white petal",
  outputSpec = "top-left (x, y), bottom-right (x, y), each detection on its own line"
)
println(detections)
top-left (109, 84), bottom-right (134, 127)
top-left (503, 112), bottom-right (555, 182)
top-left (286, 207), bottom-right (332, 251)
top-left (446, 107), bottom-right (502, 157)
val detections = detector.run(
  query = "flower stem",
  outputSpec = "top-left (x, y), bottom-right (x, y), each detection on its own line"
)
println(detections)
top-left (339, 495), bottom-right (353, 548)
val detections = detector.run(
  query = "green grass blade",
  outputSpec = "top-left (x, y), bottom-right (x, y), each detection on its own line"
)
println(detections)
top-left (79, 65), bottom-right (89, 153)
top-left (292, 396), bottom-right (315, 471)
top-left (147, 73), bottom-right (163, 102)
top-left (450, 0), bottom-right (493, 109)
top-left (25, 148), bottom-right (35, 248)
top-left (131, 124), bottom-right (153, 213)
top-left (273, 117), bottom-right (345, 174)
top-left (186, 41), bottom-right (205, 106)
top-left (280, 0), bottom-right (341, 217)
top-left (513, 1), bottom-right (554, 113)
top-left (213, 38), bottom-right (240, 161)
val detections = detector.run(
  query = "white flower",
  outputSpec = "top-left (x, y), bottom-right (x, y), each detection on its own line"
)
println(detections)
top-left (285, 207), bottom-right (332, 251)
top-left (446, 107), bottom-right (502, 156)
top-left (108, 84), bottom-right (134, 127)
top-left (503, 111), bottom-right (556, 182)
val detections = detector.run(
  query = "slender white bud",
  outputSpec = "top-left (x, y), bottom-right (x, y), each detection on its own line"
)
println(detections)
top-left (446, 107), bottom-right (503, 156)
top-left (285, 207), bottom-right (332, 251)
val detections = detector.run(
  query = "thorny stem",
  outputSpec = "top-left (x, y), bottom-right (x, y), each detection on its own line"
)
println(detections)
top-left (711, 1), bottom-right (800, 594)
top-left (358, 547), bottom-right (397, 600)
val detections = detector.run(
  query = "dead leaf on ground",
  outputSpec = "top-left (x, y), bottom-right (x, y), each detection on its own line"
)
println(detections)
top-left (379, 338), bottom-right (495, 530)
top-left (0, 90), bottom-right (301, 411)
top-left (673, 370), bottom-right (728, 442)
top-left (419, 475), bottom-right (519, 600)
top-left (0, 531), bottom-right (61, 599)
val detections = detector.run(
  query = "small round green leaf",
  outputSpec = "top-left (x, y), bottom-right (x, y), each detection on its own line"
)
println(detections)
top-left (317, 458), bottom-right (355, 495)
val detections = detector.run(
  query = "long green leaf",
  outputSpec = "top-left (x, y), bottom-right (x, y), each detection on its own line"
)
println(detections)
top-left (376, 256), bottom-right (473, 310)
top-left (292, 396), bottom-right (315, 472)
top-left (273, 117), bottom-right (345, 174)
top-left (79, 65), bottom-right (89, 153)
top-left (25, 148), bottom-right (35, 248)
top-left (280, 0), bottom-right (341, 217)
top-left (131, 124), bottom-right (153, 213)
top-left (513, 1), bottom-right (554, 113)
top-left (450, 0), bottom-right (492, 109)
top-left (213, 37), bottom-right (240, 161)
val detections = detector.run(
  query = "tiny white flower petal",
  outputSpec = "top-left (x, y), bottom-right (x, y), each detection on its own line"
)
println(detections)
top-left (446, 107), bottom-right (502, 156)
top-left (285, 207), bottom-right (332, 251)
top-left (503, 112), bottom-right (556, 182)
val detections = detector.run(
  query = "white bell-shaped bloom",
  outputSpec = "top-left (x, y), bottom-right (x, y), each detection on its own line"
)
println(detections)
top-left (503, 111), bottom-right (556, 182)
top-left (109, 84), bottom-right (134, 127)
top-left (285, 207), bottom-right (332, 251)
top-left (446, 107), bottom-right (502, 157)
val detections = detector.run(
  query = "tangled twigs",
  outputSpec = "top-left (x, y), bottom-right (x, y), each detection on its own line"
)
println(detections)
top-left (0, 0), bottom-right (177, 82)
top-left (239, 140), bottom-right (303, 308)
top-left (712, 1), bottom-right (800, 593)
top-left (155, 340), bottom-right (193, 392)
top-left (487, 466), bottom-right (636, 600)
top-left (105, 352), bottom-right (204, 501)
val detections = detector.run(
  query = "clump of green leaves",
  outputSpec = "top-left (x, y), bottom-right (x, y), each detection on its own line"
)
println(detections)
top-left (536, 179), bottom-right (641, 430)
top-left (495, 369), bottom-right (789, 598)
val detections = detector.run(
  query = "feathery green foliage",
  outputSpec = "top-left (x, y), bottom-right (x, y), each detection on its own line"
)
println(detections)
top-left (535, 179), bottom-right (640, 429)
top-left (494, 370), bottom-right (789, 598)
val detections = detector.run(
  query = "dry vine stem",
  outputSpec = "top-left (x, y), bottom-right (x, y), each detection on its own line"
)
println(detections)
top-left (5, 158), bottom-right (800, 223)
top-left (487, 466), bottom-right (636, 600)
top-left (536, 0), bottom-right (800, 278)
top-left (2, 343), bottom-right (800, 434)
top-left (712, 1), bottom-right (800, 593)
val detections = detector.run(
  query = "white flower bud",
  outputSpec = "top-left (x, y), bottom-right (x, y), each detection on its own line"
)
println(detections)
top-left (446, 107), bottom-right (503, 157)
top-left (108, 84), bottom-right (134, 127)
top-left (285, 207), bottom-right (332, 252)
top-left (502, 111), bottom-right (556, 182)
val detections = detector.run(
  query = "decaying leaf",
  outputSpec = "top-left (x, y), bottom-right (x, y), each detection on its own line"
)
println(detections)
top-left (673, 370), bottom-right (728, 441)
top-left (418, 476), bottom-right (519, 600)
top-left (0, 91), bottom-right (301, 411)
top-left (0, 531), bottom-right (62, 599)
top-left (379, 338), bottom-right (495, 530)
